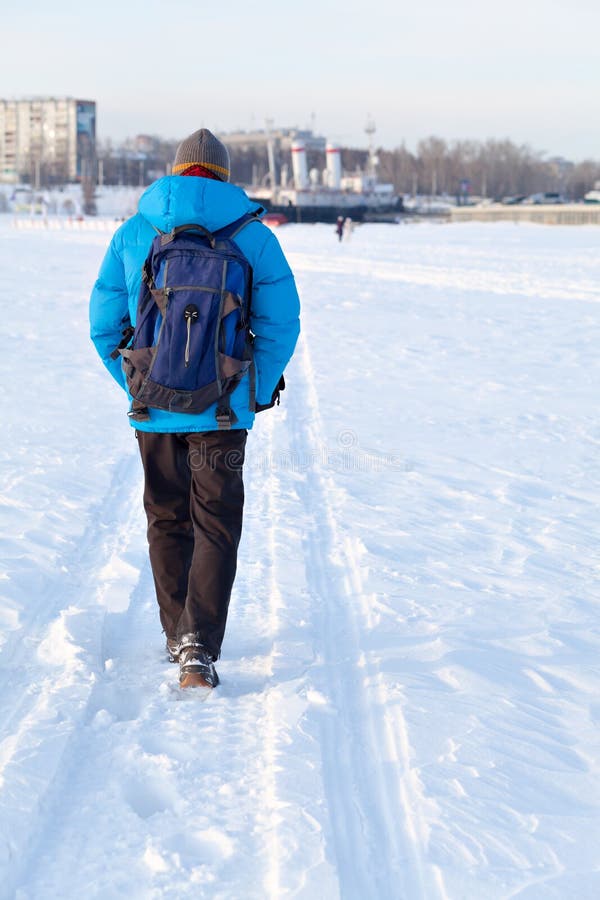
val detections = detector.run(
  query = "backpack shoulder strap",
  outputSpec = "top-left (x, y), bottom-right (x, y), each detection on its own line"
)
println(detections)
top-left (215, 209), bottom-right (263, 242)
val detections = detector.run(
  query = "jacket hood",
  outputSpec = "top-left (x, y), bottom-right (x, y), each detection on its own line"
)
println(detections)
top-left (138, 175), bottom-right (263, 233)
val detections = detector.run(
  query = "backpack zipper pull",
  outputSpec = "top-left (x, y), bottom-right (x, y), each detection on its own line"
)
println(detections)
top-left (183, 304), bottom-right (199, 367)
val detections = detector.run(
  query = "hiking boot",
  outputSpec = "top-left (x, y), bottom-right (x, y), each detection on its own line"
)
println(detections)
top-left (178, 634), bottom-right (219, 689)
top-left (166, 636), bottom-right (180, 663)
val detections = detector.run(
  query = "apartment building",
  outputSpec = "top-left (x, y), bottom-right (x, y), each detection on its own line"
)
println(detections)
top-left (0, 98), bottom-right (96, 184)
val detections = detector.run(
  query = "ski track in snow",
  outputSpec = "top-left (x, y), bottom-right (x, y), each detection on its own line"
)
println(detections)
top-left (0, 451), bottom-right (144, 896)
top-left (287, 329), bottom-right (446, 900)
top-left (2, 220), bottom-right (600, 899)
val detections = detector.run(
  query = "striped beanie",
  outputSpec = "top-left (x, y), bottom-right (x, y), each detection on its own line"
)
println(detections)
top-left (172, 128), bottom-right (231, 181)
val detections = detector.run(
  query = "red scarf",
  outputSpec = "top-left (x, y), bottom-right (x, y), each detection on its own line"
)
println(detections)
top-left (180, 164), bottom-right (222, 181)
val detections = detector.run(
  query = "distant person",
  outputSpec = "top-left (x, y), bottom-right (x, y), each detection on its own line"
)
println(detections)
top-left (343, 216), bottom-right (354, 241)
top-left (90, 128), bottom-right (300, 691)
top-left (335, 215), bottom-right (344, 241)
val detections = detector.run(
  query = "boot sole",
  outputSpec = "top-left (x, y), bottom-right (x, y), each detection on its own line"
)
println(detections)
top-left (180, 672), bottom-right (217, 690)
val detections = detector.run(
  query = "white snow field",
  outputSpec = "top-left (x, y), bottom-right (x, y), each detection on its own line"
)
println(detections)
top-left (1, 217), bottom-right (600, 900)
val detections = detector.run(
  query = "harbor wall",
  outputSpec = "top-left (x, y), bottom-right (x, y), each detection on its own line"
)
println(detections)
top-left (449, 204), bottom-right (600, 225)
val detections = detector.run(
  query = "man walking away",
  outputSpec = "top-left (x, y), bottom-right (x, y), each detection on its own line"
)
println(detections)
top-left (90, 129), bottom-right (300, 690)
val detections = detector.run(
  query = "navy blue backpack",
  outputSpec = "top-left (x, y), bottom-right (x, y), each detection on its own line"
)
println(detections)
top-left (113, 213), bottom-right (259, 427)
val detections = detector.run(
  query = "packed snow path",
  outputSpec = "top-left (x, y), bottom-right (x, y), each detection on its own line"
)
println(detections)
top-left (1, 219), bottom-right (600, 899)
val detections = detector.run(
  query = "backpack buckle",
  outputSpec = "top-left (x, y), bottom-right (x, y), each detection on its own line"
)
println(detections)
top-left (216, 405), bottom-right (234, 430)
top-left (110, 324), bottom-right (135, 360)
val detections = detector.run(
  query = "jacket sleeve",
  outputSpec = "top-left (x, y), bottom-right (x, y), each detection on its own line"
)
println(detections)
top-left (89, 231), bottom-right (130, 390)
top-left (249, 230), bottom-right (300, 405)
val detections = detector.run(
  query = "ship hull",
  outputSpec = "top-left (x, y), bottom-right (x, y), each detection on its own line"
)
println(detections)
top-left (249, 197), bottom-right (404, 224)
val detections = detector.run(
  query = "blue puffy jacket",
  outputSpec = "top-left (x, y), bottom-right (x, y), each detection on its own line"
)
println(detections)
top-left (89, 175), bottom-right (300, 432)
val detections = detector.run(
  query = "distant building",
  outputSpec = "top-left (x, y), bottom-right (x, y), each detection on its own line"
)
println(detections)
top-left (223, 127), bottom-right (326, 154)
top-left (0, 97), bottom-right (96, 185)
top-left (133, 134), bottom-right (158, 155)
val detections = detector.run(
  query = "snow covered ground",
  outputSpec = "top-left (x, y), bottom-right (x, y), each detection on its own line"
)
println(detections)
top-left (1, 217), bottom-right (600, 899)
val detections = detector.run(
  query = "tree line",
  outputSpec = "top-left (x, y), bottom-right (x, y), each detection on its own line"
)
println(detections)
top-left (369, 138), bottom-right (600, 201)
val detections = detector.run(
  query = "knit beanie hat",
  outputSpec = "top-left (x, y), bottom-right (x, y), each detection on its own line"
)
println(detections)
top-left (172, 128), bottom-right (230, 181)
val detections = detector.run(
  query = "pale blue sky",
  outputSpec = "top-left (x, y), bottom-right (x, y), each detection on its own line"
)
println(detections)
top-left (1, 0), bottom-right (598, 159)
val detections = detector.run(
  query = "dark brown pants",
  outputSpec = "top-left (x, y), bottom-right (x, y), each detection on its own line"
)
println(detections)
top-left (136, 429), bottom-right (247, 659)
